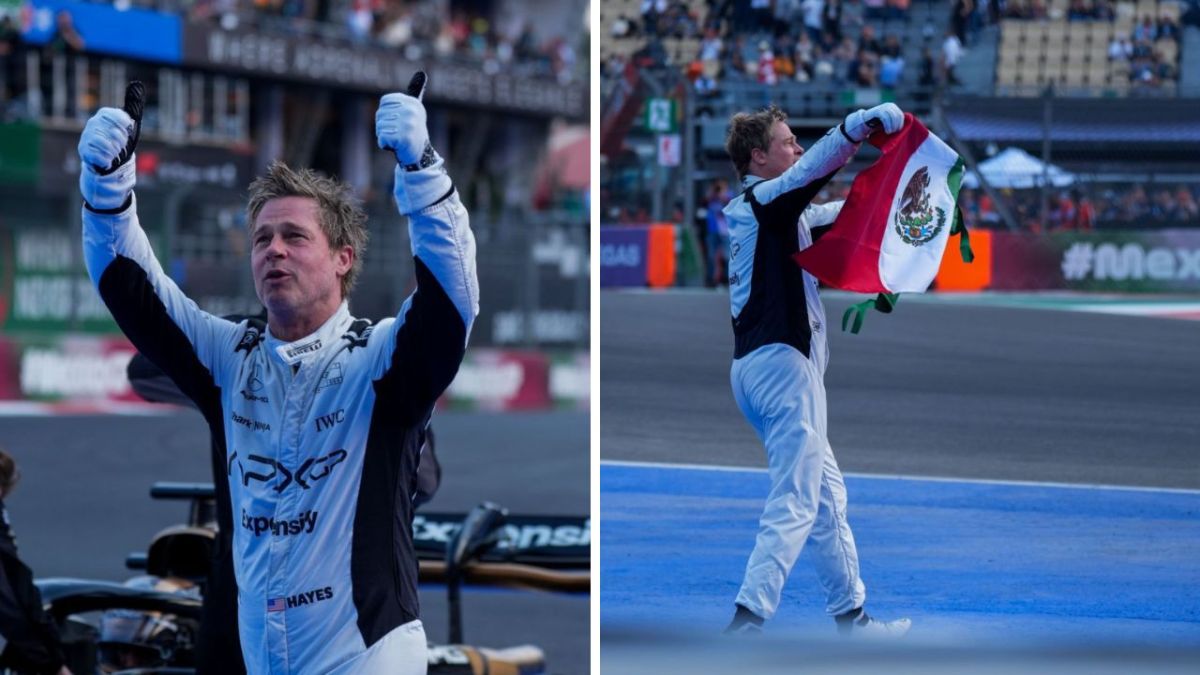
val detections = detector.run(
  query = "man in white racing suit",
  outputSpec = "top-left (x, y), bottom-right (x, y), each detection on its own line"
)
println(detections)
top-left (79, 74), bottom-right (477, 673)
top-left (721, 104), bottom-right (912, 637)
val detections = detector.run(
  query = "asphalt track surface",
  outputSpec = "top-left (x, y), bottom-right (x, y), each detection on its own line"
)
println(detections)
top-left (3, 410), bottom-right (588, 674)
top-left (601, 290), bottom-right (1199, 488)
top-left (600, 289), bottom-right (1200, 673)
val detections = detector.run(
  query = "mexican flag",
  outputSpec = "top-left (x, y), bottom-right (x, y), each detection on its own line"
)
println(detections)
top-left (793, 113), bottom-right (966, 295)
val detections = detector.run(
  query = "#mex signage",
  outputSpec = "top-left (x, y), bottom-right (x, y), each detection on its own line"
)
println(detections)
top-left (182, 26), bottom-right (585, 118)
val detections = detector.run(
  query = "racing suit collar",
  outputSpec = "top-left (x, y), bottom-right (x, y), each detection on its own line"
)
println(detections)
top-left (741, 174), bottom-right (765, 189)
top-left (265, 301), bottom-right (353, 367)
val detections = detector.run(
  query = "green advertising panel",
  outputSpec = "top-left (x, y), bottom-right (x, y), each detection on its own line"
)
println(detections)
top-left (0, 228), bottom-right (120, 334)
top-left (0, 122), bottom-right (41, 186)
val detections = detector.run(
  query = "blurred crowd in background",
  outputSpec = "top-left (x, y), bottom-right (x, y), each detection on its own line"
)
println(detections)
top-left (601, 0), bottom-right (1192, 96)
top-left (0, 0), bottom-right (583, 86)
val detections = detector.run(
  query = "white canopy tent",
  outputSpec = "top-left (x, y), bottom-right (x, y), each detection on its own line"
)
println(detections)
top-left (961, 147), bottom-right (1076, 189)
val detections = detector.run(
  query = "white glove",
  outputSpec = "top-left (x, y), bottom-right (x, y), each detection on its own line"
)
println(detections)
top-left (378, 72), bottom-right (453, 214)
top-left (376, 86), bottom-right (437, 169)
top-left (78, 107), bottom-right (136, 210)
top-left (842, 103), bottom-right (904, 143)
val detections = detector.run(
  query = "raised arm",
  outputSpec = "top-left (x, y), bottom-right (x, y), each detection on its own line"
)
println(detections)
top-left (749, 104), bottom-right (903, 225)
top-left (372, 72), bottom-right (480, 417)
top-left (79, 85), bottom-right (239, 407)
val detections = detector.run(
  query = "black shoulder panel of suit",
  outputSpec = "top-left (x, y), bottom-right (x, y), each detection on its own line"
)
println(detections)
top-left (750, 171), bottom-right (836, 231)
top-left (375, 257), bottom-right (467, 426)
top-left (100, 259), bottom-right (241, 670)
top-left (733, 176), bottom-right (837, 360)
top-left (98, 256), bottom-right (224, 425)
top-left (351, 256), bottom-right (466, 646)
top-left (350, 391), bottom-right (428, 646)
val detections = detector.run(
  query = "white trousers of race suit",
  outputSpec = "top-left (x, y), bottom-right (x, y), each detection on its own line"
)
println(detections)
top-left (730, 341), bottom-right (867, 620)
top-left (325, 620), bottom-right (427, 675)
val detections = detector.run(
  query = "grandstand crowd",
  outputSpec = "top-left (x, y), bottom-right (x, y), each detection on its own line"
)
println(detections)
top-left (0, 0), bottom-right (582, 85)
top-left (958, 182), bottom-right (1200, 230)
top-left (603, 0), bottom-right (942, 91)
top-left (602, 0), bottom-right (1192, 94)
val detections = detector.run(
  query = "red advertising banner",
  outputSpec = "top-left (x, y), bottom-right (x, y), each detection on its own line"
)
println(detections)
top-left (938, 229), bottom-right (1200, 293)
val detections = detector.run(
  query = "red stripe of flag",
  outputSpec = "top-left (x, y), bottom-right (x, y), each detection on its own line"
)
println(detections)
top-left (794, 113), bottom-right (930, 293)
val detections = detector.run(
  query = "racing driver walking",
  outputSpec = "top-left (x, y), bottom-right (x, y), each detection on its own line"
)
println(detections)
top-left (721, 104), bottom-right (911, 637)
top-left (78, 74), bottom-right (477, 674)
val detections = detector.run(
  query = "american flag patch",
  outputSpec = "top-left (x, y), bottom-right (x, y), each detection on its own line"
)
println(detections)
top-left (267, 597), bottom-right (286, 612)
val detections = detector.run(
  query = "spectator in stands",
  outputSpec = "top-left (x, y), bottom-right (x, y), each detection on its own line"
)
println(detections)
top-left (941, 29), bottom-right (963, 86)
top-left (694, 67), bottom-right (720, 97)
top-left (855, 49), bottom-right (879, 86)
top-left (1175, 186), bottom-right (1199, 222)
top-left (1109, 36), bottom-right (1132, 61)
top-left (880, 50), bottom-right (904, 91)
top-left (728, 35), bottom-right (749, 78)
top-left (915, 45), bottom-right (935, 101)
top-left (794, 31), bottom-right (816, 79)
top-left (1094, 0), bottom-right (1115, 21)
top-left (951, 0), bottom-right (973, 45)
top-left (44, 10), bottom-right (84, 57)
top-left (823, 0), bottom-right (843, 41)
top-left (1158, 12), bottom-right (1181, 40)
top-left (347, 0), bottom-right (374, 44)
top-left (887, 0), bottom-right (911, 21)
top-left (642, 0), bottom-right (668, 34)
top-left (700, 26), bottom-right (723, 63)
top-left (773, 35), bottom-right (797, 80)
top-left (881, 33), bottom-right (902, 58)
top-left (704, 179), bottom-right (731, 287)
top-left (864, 0), bottom-right (887, 20)
top-left (1051, 191), bottom-right (1077, 230)
top-left (1073, 190), bottom-right (1096, 231)
top-left (756, 41), bottom-right (776, 84)
top-left (802, 0), bottom-right (825, 43)
top-left (1067, 0), bottom-right (1091, 21)
top-left (1133, 16), bottom-right (1158, 43)
top-left (858, 23), bottom-right (882, 54)
top-left (834, 35), bottom-right (857, 82)
top-left (611, 13), bottom-right (633, 39)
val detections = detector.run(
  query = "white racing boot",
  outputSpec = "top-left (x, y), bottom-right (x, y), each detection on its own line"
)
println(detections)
top-left (835, 607), bottom-right (912, 638)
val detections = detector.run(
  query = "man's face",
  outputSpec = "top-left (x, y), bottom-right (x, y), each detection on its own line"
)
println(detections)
top-left (250, 196), bottom-right (352, 321)
top-left (754, 120), bottom-right (803, 180)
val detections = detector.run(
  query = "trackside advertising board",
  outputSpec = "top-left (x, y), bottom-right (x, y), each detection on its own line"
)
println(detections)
top-left (0, 229), bottom-right (120, 334)
top-left (600, 224), bottom-right (675, 287)
top-left (986, 229), bottom-right (1200, 292)
top-left (19, 0), bottom-right (181, 62)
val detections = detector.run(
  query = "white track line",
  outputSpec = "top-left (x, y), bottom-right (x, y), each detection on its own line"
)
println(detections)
top-left (600, 459), bottom-right (1200, 495)
top-left (0, 401), bottom-right (182, 416)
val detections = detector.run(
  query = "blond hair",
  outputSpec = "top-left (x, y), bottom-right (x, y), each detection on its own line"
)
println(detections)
top-left (725, 105), bottom-right (789, 180)
top-left (246, 161), bottom-right (369, 297)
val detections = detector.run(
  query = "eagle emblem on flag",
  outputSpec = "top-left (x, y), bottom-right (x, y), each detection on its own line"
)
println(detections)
top-left (894, 166), bottom-right (945, 246)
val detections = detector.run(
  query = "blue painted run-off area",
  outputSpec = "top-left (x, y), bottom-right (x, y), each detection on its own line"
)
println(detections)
top-left (600, 463), bottom-right (1200, 646)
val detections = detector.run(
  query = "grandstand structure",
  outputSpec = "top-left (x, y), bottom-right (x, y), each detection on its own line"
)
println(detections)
top-left (995, 0), bottom-right (1183, 95)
